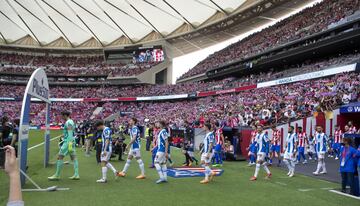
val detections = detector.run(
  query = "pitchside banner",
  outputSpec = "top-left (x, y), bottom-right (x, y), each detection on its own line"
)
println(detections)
top-left (19, 68), bottom-right (50, 185)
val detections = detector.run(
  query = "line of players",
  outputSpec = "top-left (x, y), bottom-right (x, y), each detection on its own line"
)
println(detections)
top-left (247, 122), bottom-right (357, 181)
top-left (48, 111), bottom-right (225, 184)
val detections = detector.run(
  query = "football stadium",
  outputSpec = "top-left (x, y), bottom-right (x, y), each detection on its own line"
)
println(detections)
top-left (0, 0), bottom-right (360, 205)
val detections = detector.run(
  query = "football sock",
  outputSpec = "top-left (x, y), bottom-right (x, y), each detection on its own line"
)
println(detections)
top-left (155, 163), bottom-right (164, 179)
top-left (161, 164), bottom-right (167, 180)
top-left (254, 163), bottom-right (260, 177)
top-left (106, 163), bottom-right (116, 173)
top-left (102, 167), bottom-right (107, 180)
top-left (55, 159), bottom-right (64, 176)
top-left (73, 159), bottom-right (79, 176)
top-left (262, 163), bottom-right (270, 174)
top-left (123, 159), bottom-right (131, 173)
top-left (137, 159), bottom-right (145, 176)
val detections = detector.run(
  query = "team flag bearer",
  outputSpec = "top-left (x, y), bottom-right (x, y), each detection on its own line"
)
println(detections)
top-left (118, 118), bottom-right (146, 179)
top-left (200, 123), bottom-right (216, 184)
top-left (313, 125), bottom-right (328, 175)
top-left (250, 125), bottom-right (271, 181)
top-left (154, 121), bottom-right (169, 184)
top-left (95, 120), bottom-right (121, 183)
top-left (48, 111), bottom-right (79, 181)
top-left (284, 126), bottom-right (298, 177)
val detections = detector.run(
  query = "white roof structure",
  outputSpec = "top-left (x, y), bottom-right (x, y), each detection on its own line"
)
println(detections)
top-left (0, 0), bottom-right (247, 47)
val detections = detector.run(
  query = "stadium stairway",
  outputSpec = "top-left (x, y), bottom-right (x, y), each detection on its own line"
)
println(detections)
top-left (92, 107), bottom-right (103, 117)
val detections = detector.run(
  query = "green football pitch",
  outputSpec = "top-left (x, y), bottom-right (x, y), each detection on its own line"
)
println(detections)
top-left (0, 130), bottom-right (358, 206)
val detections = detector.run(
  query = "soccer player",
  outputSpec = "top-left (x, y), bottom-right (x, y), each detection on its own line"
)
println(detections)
top-left (117, 118), bottom-right (146, 179)
top-left (213, 122), bottom-right (224, 167)
top-left (269, 125), bottom-right (281, 166)
top-left (200, 123), bottom-right (216, 184)
top-left (348, 121), bottom-right (357, 133)
top-left (296, 127), bottom-right (307, 164)
top-left (48, 111), bottom-right (79, 180)
top-left (250, 125), bottom-right (271, 181)
top-left (313, 125), bottom-right (328, 175)
top-left (94, 120), bottom-right (120, 183)
top-left (247, 126), bottom-right (257, 166)
top-left (154, 121), bottom-right (169, 184)
top-left (284, 126), bottom-right (298, 177)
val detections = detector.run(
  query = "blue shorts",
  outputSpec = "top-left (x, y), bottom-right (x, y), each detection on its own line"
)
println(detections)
top-left (250, 145), bottom-right (257, 153)
top-left (215, 144), bottom-right (222, 152)
top-left (298, 147), bottom-right (305, 153)
top-left (332, 143), bottom-right (340, 150)
top-left (152, 148), bottom-right (158, 155)
top-left (270, 145), bottom-right (280, 153)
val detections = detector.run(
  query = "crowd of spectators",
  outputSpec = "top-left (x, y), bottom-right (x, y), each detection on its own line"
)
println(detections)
top-left (178, 0), bottom-right (360, 80)
top-left (1, 72), bottom-right (359, 128)
top-left (0, 53), bottom-right (158, 76)
top-left (0, 52), bottom-right (358, 99)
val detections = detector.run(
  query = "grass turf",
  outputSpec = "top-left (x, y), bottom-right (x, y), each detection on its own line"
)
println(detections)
top-left (1, 130), bottom-right (358, 206)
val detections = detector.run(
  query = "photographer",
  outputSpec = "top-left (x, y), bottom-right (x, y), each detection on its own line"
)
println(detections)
top-left (3, 145), bottom-right (24, 206)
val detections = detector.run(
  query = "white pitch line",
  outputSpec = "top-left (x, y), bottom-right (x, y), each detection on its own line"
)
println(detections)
top-left (329, 190), bottom-right (360, 200)
top-left (27, 135), bottom-right (62, 151)
top-left (298, 189), bottom-right (314, 192)
top-left (275, 181), bottom-right (287, 186)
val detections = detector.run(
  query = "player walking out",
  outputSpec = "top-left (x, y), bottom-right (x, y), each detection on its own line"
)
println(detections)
top-left (269, 125), bottom-right (281, 166)
top-left (250, 125), bottom-right (271, 181)
top-left (284, 126), bottom-right (298, 177)
top-left (296, 127), bottom-right (307, 164)
top-left (200, 123), bottom-right (216, 184)
top-left (313, 125), bottom-right (328, 175)
top-left (213, 122), bottom-right (224, 167)
top-left (118, 118), bottom-right (146, 179)
top-left (48, 111), bottom-right (79, 181)
top-left (333, 125), bottom-right (343, 160)
top-left (95, 120), bottom-right (120, 183)
top-left (247, 126), bottom-right (257, 166)
top-left (154, 121), bottom-right (169, 184)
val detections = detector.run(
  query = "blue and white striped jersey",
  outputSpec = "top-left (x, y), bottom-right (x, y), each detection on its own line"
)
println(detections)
top-left (203, 132), bottom-right (215, 153)
top-left (286, 132), bottom-right (298, 153)
top-left (101, 127), bottom-right (112, 152)
top-left (129, 125), bottom-right (141, 150)
top-left (157, 128), bottom-right (168, 152)
top-left (255, 132), bottom-right (269, 153)
top-left (315, 132), bottom-right (328, 152)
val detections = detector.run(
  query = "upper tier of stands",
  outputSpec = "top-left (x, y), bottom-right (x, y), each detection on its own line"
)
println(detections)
top-left (0, 53), bottom-right (159, 76)
top-left (0, 52), bottom-right (358, 98)
top-left (178, 0), bottom-right (360, 80)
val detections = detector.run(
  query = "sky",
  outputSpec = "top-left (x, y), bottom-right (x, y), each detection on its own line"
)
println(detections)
top-left (172, 0), bottom-right (322, 84)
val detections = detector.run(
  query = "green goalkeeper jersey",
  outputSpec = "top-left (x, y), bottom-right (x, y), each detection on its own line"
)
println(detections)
top-left (63, 119), bottom-right (75, 143)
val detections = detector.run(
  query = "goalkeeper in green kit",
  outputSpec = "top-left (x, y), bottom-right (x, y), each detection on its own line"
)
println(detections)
top-left (48, 111), bottom-right (80, 180)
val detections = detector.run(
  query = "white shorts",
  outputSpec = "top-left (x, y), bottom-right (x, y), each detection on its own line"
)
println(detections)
top-left (101, 151), bottom-right (111, 162)
top-left (284, 151), bottom-right (296, 161)
top-left (128, 149), bottom-right (141, 158)
top-left (317, 152), bottom-right (325, 159)
top-left (155, 152), bottom-right (167, 164)
top-left (256, 152), bottom-right (266, 162)
top-left (201, 153), bottom-right (212, 164)
top-left (188, 151), bottom-right (194, 157)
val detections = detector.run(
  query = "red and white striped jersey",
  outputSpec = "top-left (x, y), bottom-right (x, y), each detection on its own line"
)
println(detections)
top-left (215, 128), bottom-right (223, 145)
top-left (272, 129), bottom-right (281, 146)
top-left (297, 132), bottom-right (307, 147)
top-left (334, 129), bottom-right (343, 143)
top-left (350, 126), bottom-right (357, 133)
top-left (250, 130), bottom-right (257, 144)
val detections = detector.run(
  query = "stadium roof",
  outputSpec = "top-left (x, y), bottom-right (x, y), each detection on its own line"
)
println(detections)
top-left (0, 0), bottom-right (247, 47)
top-left (0, 0), bottom-right (314, 52)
